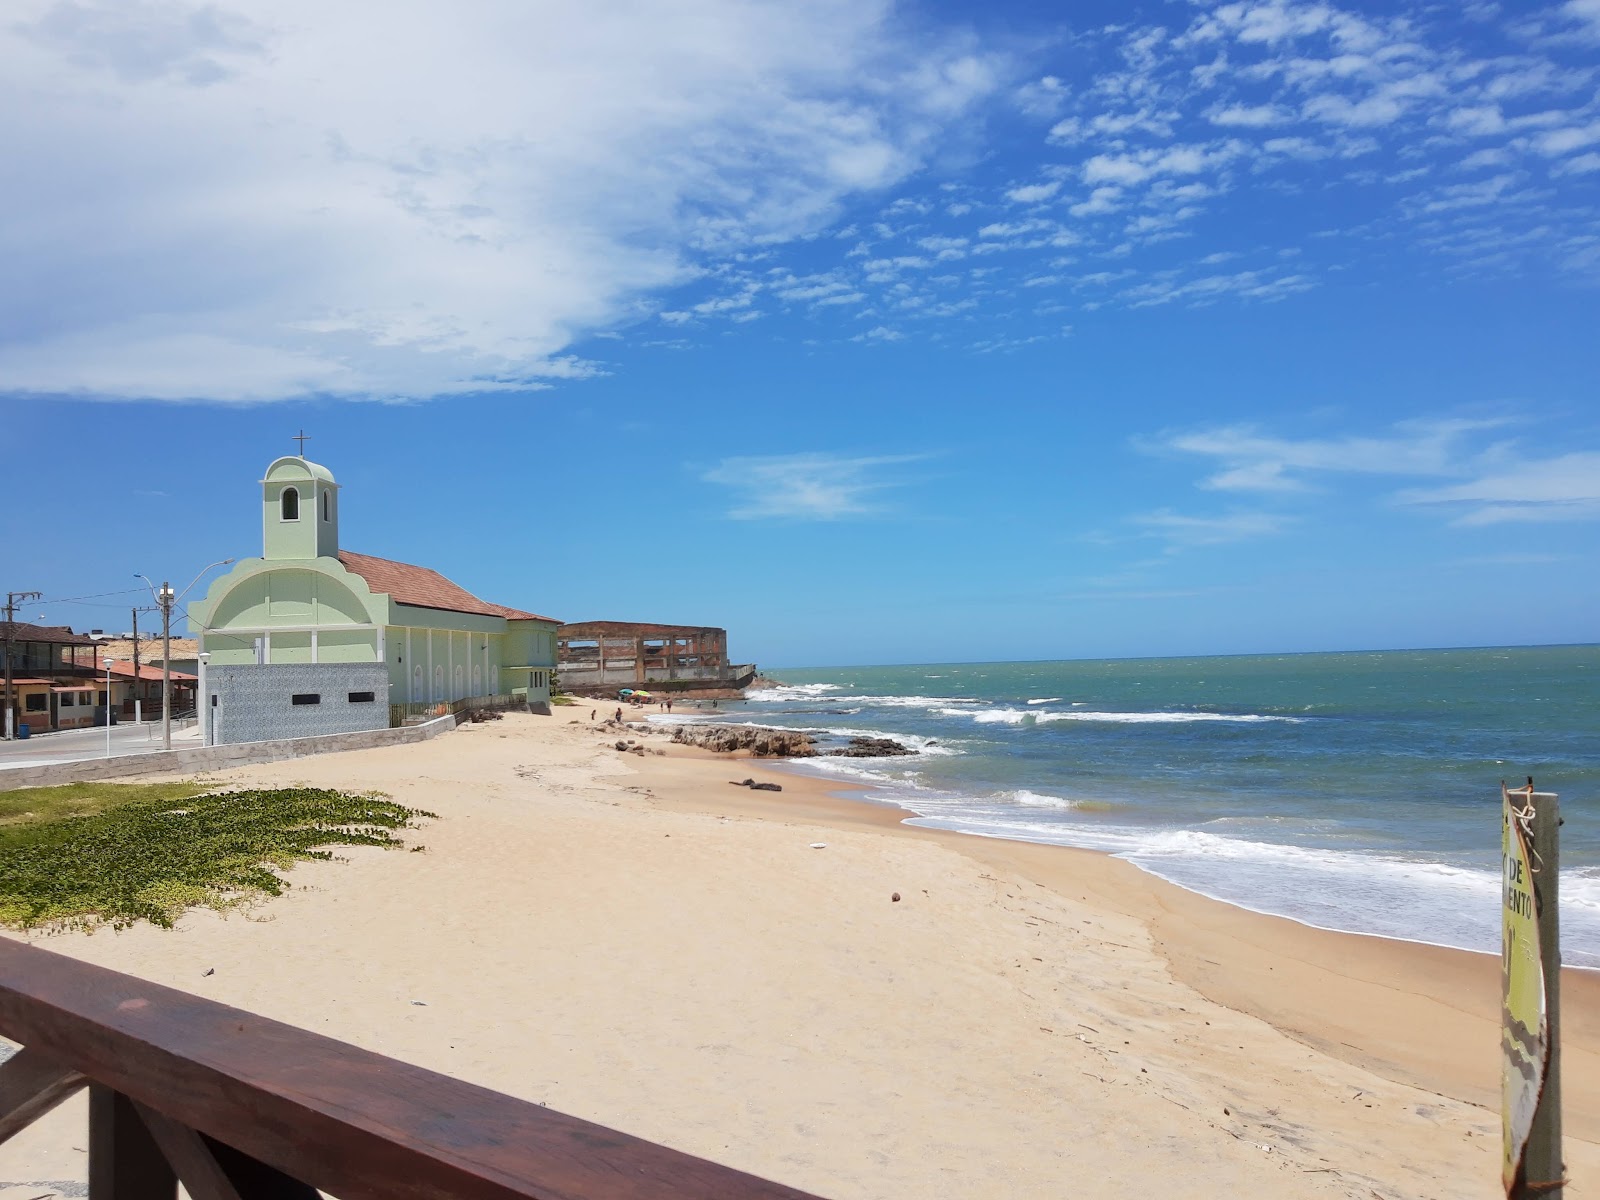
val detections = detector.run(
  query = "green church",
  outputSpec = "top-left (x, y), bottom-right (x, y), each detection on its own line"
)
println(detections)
top-left (188, 453), bottom-right (558, 745)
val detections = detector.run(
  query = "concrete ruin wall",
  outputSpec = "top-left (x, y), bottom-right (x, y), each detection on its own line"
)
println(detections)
top-left (557, 622), bottom-right (744, 688)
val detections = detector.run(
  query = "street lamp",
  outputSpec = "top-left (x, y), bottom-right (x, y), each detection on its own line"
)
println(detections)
top-left (136, 559), bottom-right (234, 751)
top-left (197, 651), bottom-right (211, 746)
top-left (104, 656), bottom-right (115, 758)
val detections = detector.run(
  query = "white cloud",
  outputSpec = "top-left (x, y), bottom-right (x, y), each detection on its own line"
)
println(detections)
top-left (1154, 418), bottom-right (1505, 489)
top-left (1070, 187), bottom-right (1123, 216)
top-left (1131, 509), bottom-right (1290, 550)
top-left (1005, 180), bottom-right (1061, 204)
top-left (1534, 120), bottom-right (1600, 156)
top-left (1016, 74), bottom-right (1069, 118)
top-left (1555, 151), bottom-right (1600, 174)
top-left (1302, 91), bottom-right (1406, 128)
top-left (1398, 452), bottom-right (1600, 524)
top-left (1120, 268), bottom-right (1314, 307)
top-left (0, 0), bottom-right (1005, 403)
top-left (701, 451), bottom-right (924, 519)
top-left (1208, 102), bottom-right (1291, 127)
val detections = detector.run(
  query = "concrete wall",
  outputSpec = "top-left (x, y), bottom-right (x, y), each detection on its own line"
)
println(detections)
top-left (207, 662), bottom-right (390, 745)
top-left (0, 713), bottom-right (457, 792)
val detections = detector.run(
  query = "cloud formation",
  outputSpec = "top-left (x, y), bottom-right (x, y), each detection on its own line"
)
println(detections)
top-left (0, 0), bottom-right (1002, 402)
top-left (1149, 417), bottom-right (1600, 526)
top-left (701, 452), bottom-right (926, 520)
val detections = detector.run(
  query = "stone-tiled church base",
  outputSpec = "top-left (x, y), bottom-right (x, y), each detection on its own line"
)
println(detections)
top-left (207, 663), bottom-right (390, 746)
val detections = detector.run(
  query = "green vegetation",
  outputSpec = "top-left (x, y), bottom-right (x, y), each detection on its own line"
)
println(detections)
top-left (551, 694), bottom-right (577, 705)
top-left (0, 783), bottom-right (434, 931)
top-left (0, 780), bottom-right (213, 826)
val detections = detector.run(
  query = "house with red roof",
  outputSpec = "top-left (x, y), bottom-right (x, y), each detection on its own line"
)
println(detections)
top-left (186, 454), bottom-right (558, 745)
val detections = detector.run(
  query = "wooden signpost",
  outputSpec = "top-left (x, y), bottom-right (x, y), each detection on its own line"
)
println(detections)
top-left (1502, 780), bottom-right (1562, 1199)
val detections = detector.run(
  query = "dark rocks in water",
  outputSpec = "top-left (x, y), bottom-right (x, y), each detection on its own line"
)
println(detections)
top-left (672, 725), bottom-right (816, 757)
top-left (729, 778), bottom-right (783, 792)
top-left (826, 736), bottom-right (915, 758)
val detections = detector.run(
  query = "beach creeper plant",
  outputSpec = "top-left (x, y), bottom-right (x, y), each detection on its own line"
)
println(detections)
top-left (0, 784), bottom-right (434, 931)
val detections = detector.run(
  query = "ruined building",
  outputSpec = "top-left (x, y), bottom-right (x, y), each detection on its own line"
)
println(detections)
top-left (556, 622), bottom-right (756, 695)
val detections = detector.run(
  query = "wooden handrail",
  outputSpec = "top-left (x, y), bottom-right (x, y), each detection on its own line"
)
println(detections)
top-left (0, 939), bottom-right (825, 1200)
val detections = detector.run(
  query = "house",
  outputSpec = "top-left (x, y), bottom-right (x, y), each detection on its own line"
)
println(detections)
top-left (186, 452), bottom-right (560, 746)
top-left (96, 636), bottom-right (202, 680)
top-left (2, 623), bottom-right (106, 736)
top-left (107, 660), bottom-right (199, 720)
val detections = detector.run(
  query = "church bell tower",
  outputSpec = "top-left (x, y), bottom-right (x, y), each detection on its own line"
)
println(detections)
top-left (261, 452), bottom-right (340, 561)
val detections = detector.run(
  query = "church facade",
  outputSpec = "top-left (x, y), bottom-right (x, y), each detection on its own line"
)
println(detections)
top-left (188, 454), bottom-right (558, 745)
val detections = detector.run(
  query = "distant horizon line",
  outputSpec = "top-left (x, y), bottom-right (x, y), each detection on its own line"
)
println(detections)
top-left (765, 641), bottom-right (1599, 674)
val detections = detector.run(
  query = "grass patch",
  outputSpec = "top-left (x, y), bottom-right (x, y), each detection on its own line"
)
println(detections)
top-left (0, 780), bottom-right (213, 826)
top-left (550, 694), bottom-right (577, 706)
top-left (0, 785), bottom-right (434, 931)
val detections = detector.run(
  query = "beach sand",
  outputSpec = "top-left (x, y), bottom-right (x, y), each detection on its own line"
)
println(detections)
top-left (2, 709), bottom-right (1595, 1199)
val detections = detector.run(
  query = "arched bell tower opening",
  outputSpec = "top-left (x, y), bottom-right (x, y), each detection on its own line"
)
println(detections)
top-left (261, 456), bottom-right (340, 560)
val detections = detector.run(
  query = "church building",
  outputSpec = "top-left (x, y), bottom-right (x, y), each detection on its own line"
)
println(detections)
top-left (188, 453), bottom-right (558, 745)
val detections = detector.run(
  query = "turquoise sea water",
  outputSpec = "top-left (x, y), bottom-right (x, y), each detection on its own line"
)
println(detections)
top-left (653, 645), bottom-right (1600, 967)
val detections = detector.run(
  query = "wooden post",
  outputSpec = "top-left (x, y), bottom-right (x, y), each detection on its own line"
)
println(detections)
top-left (1522, 787), bottom-right (1563, 1198)
top-left (89, 1086), bottom-right (177, 1200)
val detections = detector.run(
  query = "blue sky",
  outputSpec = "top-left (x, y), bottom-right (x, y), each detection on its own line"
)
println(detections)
top-left (3, 0), bottom-right (1597, 667)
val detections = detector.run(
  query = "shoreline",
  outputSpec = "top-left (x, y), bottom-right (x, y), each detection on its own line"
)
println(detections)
top-left (661, 739), bottom-right (1600, 1139)
top-left (785, 760), bottom-right (1600, 973)
top-left (5, 710), bottom-right (1595, 1197)
top-left (661, 705), bottom-right (1600, 971)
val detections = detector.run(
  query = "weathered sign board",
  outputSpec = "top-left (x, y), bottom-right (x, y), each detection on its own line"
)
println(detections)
top-left (1502, 781), bottom-right (1560, 1198)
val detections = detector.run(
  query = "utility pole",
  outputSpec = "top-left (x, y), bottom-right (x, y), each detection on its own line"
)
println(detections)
top-left (130, 607), bottom-right (141, 724)
top-left (138, 562), bottom-right (232, 752)
top-left (3, 591), bottom-right (44, 740)
top-left (158, 581), bottom-right (174, 751)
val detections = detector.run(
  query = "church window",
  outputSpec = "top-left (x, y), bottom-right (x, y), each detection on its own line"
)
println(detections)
top-left (322, 491), bottom-right (330, 521)
top-left (291, 693), bottom-right (320, 705)
top-left (281, 487), bottom-right (300, 521)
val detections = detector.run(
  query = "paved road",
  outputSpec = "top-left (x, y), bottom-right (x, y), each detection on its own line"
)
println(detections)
top-left (0, 720), bottom-right (202, 769)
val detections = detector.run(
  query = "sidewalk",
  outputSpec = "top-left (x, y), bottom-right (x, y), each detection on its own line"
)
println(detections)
top-left (0, 721), bottom-right (203, 770)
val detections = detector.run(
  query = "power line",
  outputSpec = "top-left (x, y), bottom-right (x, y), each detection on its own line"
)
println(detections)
top-left (37, 588), bottom-right (145, 604)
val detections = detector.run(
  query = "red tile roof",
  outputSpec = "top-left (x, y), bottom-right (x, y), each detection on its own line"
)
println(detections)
top-left (0, 622), bottom-right (96, 645)
top-left (107, 661), bottom-right (197, 682)
top-left (337, 551), bottom-right (557, 623)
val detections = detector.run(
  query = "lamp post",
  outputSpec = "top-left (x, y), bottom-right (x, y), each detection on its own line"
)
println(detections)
top-left (197, 651), bottom-right (211, 746)
top-left (104, 656), bottom-right (115, 758)
top-left (137, 559), bottom-right (234, 751)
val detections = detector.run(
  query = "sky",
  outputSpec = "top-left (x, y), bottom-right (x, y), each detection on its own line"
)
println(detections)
top-left (3, 0), bottom-right (1598, 668)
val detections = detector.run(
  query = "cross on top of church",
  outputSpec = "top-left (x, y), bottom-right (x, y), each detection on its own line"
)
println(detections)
top-left (292, 430), bottom-right (310, 457)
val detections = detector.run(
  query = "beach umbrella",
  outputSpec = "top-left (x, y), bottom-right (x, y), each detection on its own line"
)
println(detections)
top-left (619, 688), bottom-right (635, 695)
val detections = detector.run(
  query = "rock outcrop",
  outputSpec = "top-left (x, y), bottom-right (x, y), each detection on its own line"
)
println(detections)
top-left (670, 725), bottom-right (915, 758)
top-left (826, 736), bottom-right (917, 758)
top-left (671, 725), bottom-right (817, 757)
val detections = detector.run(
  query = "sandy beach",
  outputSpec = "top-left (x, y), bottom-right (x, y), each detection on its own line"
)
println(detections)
top-left (2, 709), bottom-right (1595, 1199)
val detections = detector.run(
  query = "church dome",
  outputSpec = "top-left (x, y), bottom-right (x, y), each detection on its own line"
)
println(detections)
top-left (262, 456), bottom-right (338, 486)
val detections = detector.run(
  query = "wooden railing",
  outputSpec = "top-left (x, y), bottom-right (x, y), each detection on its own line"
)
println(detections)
top-left (0, 940), bottom-right (825, 1200)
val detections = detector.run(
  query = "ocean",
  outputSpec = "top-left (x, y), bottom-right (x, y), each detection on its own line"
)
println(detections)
top-left (652, 645), bottom-right (1600, 967)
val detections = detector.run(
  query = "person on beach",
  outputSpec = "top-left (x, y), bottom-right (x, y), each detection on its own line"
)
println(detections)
top-left (666, 699), bottom-right (673, 713)
top-left (614, 707), bottom-right (622, 723)
top-left (590, 709), bottom-right (596, 721)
